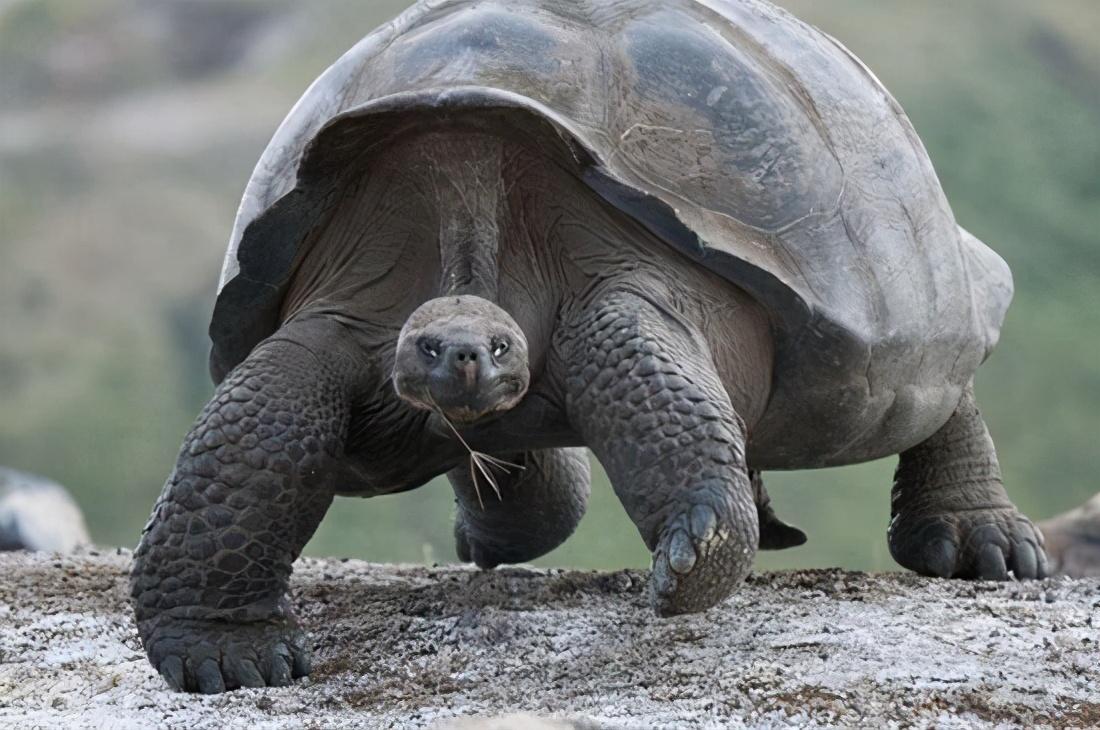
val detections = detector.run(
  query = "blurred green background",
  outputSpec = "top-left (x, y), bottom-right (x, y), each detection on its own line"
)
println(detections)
top-left (1, 0), bottom-right (1097, 572)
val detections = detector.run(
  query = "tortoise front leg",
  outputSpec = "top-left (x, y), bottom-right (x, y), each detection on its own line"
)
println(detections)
top-left (561, 290), bottom-right (758, 616)
top-left (131, 319), bottom-right (366, 693)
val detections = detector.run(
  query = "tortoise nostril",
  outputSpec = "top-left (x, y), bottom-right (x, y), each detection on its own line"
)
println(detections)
top-left (444, 346), bottom-right (485, 373)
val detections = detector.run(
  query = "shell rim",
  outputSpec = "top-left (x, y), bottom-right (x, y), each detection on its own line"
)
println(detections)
top-left (208, 85), bottom-right (808, 383)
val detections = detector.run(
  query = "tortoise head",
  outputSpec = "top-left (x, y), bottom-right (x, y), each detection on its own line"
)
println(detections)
top-left (393, 296), bottom-right (530, 425)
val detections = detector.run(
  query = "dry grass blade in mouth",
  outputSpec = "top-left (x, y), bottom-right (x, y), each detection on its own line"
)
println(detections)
top-left (430, 403), bottom-right (524, 509)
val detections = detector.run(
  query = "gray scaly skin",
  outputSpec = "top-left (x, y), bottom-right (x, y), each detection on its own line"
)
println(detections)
top-left (889, 384), bottom-right (1047, 580)
top-left (559, 288), bottom-right (759, 615)
top-left (450, 448), bottom-right (591, 569)
top-left (132, 320), bottom-right (357, 692)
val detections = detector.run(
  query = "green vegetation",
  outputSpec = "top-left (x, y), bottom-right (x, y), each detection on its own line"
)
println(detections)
top-left (0, 0), bottom-right (1096, 573)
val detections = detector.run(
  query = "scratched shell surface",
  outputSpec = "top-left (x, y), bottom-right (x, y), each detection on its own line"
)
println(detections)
top-left (209, 0), bottom-right (1013, 466)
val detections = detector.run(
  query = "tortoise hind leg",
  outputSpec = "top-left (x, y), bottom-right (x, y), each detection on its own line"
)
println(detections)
top-left (751, 470), bottom-right (807, 550)
top-left (888, 383), bottom-right (1048, 580)
top-left (450, 448), bottom-right (590, 568)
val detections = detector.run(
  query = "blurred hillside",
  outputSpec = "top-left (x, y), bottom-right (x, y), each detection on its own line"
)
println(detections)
top-left (0, 0), bottom-right (1097, 572)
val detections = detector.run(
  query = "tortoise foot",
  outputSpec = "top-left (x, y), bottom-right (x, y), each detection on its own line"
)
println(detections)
top-left (454, 513), bottom-right (507, 570)
top-left (144, 616), bottom-right (311, 694)
top-left (650, 503), bottom-right (753, 617)
top-left (890, 506), bottom-right (1049, 580)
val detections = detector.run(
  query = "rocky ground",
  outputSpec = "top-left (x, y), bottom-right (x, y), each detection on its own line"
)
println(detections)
top-left (0, 549), bottom-right (1097, 729)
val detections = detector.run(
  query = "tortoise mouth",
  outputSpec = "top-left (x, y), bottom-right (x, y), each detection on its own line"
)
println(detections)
top-left (394, 372), bottom-right (528, 425)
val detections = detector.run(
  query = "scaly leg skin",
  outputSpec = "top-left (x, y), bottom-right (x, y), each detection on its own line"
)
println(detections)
top-left (450, 447), bottom-right (590, 568)
top-left (889, 383), bottom-right (1048, 580)
top-left (131, 319), bottom-right (364, 693)
top-left (562, 290), bottom-right (758, 616)
top-left (751, 470), bottom-right (807, 551)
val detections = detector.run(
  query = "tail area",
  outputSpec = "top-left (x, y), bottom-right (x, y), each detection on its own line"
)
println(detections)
top-left (959, 226), bottom-right (1014, 361)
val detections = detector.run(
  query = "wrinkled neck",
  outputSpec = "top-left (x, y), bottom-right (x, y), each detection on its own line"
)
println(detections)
top-left (425, 135), bottom-right (506, 301)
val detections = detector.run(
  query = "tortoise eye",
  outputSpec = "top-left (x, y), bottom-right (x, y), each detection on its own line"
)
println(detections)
top-left (491, 339), bottom-right (509, 358)
top-left (419, 339), bottom-right (439, 359)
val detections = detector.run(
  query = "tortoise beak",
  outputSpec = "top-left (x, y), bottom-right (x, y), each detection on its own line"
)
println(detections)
top-left (427, 343), bottom-right (508, 423)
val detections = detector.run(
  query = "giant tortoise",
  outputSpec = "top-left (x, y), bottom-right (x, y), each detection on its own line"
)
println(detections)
top-left (131, 0), bottom-right (1046, 693)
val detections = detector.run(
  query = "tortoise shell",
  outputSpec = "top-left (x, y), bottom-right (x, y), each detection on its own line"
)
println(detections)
top-left (210, 0), bottom-right (1012, 466)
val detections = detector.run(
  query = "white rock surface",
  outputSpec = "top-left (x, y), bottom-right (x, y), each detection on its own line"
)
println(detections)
top-left (0, 468), bottom-right (90, 553)
top-left (0, 549), bottom-right (1097, 728)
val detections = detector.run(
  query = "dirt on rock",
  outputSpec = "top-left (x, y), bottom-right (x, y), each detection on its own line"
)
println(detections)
top-left (0, 549), bottom-right (1097, 728)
